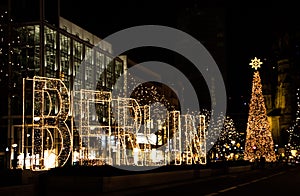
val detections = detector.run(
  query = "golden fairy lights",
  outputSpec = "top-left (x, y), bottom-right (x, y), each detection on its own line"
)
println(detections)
top-left (20, 76), bottom-right (72, 170)
top-left (244, 58), bottom-right (276, 162)
top-left (286, 88), bottom-right (300, 148)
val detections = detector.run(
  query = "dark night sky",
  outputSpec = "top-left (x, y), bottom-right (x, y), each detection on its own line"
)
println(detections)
top-left (60, 1), bottom-right (300, 117)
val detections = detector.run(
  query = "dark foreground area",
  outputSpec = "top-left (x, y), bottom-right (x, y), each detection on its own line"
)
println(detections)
top-left (127, 163), bottom-right (300, 196)
top-left (0, 161), bottom-right (293, 196)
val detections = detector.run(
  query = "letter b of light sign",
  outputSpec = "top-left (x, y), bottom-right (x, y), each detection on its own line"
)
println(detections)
top-left (32, 76), bottom-right (72, 169)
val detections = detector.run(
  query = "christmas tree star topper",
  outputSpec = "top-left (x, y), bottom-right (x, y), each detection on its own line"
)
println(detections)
top-left (249, 57), bottom-right (263, 70)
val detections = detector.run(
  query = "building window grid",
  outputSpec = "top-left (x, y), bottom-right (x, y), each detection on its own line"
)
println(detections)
top-left (84, 46), bottom-right (93, 90)
top-left (11, 23), bottom-right (125, 120)
top-left (44, 26), bottom-right (56, 78)
top-left (13, 25), bottom-right (124, 96)
top-left (33, 25), bottom-right (40, 75)
top-left (16, 25), bottom-right (40, 77)
top-left (105, 56), bottom-right (113, 90)
top-left (114, 59), bottom-right (123, 91)
top-left (95, 50), bottom-right (105, 90)
top-left (73, 40), bottom-right (83, 88)
top-left (60, 34), bottom-right (71, 88)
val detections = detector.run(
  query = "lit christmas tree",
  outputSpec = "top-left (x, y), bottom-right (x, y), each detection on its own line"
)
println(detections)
top-left (210, 115), bottom-right (242, 161)
top-left (244, 57), bottom-right (276, 162)
top-left (286, 88), bottom-right (300, 149)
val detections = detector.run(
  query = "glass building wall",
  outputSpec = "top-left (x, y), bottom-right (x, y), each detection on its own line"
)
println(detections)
top-left (16, 25), bottom-right (40, 77)
top-left (73, 40), bottom-right (83, 76)
top-left (1, 3), bottom-right (125, 168)
top-left (84, 46), bottom-right (93, 90)
top-left (44, 26), bottom-right (57, 78)
top-left (6, 21), bottom-right (125, 168)
top-left (59, 33), bottom-right (71, 89)
top-left (13, 23), bottom-right (123, 95)
top-left (95, 49), bottom-right (105, 88)
top-left (105, 56), bottom-right (113, 90)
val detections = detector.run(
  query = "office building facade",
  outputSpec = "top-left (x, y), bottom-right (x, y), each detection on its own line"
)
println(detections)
top-left (0, 0), bottom-right (125, 169)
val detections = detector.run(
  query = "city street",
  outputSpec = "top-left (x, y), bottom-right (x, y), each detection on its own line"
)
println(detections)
top-left (1, 2), bottom-right (300, 196)
top-left (112, 165), bottom-right (300, 196)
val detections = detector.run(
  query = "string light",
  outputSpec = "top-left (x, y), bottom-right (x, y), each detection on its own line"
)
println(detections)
top-left (286, 88), bottom-right (300, 150)
top-left (244, 59), bottom-right (276, 162)
top-left (130, 82), bottom-right (176, 111)
top-left (1, 8), bottom-right (213, 168)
